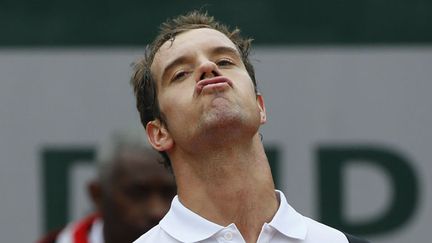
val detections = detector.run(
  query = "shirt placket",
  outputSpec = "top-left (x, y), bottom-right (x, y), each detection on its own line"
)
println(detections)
top-left (215, 224), bottom-right (245, 243)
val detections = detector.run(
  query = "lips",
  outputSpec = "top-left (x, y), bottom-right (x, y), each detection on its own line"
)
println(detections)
top-left (195, 76), bottom-right (233, 95)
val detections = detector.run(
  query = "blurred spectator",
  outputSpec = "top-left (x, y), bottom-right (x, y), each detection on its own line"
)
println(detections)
top-left (37, 130), bottom-right (176, 243)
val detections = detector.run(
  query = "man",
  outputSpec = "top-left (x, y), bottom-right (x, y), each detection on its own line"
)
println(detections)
top-left (131, 11), bottom-right (369, 243)
top-left (39, 130), bottom-right (176, 243)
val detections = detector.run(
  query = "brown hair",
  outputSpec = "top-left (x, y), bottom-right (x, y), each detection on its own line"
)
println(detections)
top-left (131, 10), bottom-right (257, 169)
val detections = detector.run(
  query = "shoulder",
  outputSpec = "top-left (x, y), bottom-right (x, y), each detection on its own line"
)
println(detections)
top-left (302, 217), bottom-right (369, 243)
top-left (133, 225), bottom-right (178, 243)
top-left (303, 217), bottom-right (348, 242)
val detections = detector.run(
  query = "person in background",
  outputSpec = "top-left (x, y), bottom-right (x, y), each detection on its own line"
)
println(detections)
top-left (130, 11), bottom-right (369, 243)
top-left (38, 130), bottom-right (176, 243)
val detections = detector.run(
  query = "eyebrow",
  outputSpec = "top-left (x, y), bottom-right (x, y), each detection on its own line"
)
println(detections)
top-left (160, 55), bottom-right (190, 85)
top-left (210, 46), bottom-right (240, 58)
top-left (160, 46), bottom-right (241, 84)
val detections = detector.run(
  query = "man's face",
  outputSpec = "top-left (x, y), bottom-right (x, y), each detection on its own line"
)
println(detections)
top-left (150, 28), bottom-right (266, 147)
top-left (102, 150), bottom-right (176, 241)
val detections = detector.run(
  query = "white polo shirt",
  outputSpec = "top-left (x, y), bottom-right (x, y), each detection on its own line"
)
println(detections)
top-left (134, 190), bottom-right (350, 243)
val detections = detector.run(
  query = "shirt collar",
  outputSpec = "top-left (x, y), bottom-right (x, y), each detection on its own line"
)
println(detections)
top-left (160, 196), bottom-right (224, 242)
top-left (268, 190), bottom-right (308, 240)
top-left (160, 190), bottom-right (308, 242)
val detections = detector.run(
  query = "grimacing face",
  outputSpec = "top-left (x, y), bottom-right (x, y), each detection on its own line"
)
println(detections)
top-left (148, 28), bottom-right (266, 153)
top-left (102, 150), bottom-right (176, 242)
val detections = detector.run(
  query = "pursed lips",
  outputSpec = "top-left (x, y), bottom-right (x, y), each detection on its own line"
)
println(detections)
top-left (195, 76), bottom-right (233, 96)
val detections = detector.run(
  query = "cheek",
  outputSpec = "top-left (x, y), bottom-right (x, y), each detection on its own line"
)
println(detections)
top-left (231, 69), bottom-right (256, 92)
top-left (159, 88), bottom-right (194, 121)
top-left (111, 196), bottom-right (148, 221)
top-left (110, 193), bottom-right (132, 211)
top-left (236, 76), bottom-right (257, 101)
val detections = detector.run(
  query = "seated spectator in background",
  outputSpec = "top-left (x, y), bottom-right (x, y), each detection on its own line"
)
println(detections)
top-left (38, 130), bottom-right (176, 243)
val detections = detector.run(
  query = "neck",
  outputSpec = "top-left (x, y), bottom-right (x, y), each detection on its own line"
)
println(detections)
top-left (172, 133), bottom-right (279, 243)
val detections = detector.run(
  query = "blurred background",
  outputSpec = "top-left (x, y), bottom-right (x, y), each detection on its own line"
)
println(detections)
top-left (1, 0), bottom-right (431, 242)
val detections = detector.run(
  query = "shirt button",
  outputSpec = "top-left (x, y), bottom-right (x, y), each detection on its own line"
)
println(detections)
top-left (224, 231), bottom-right (233, 240)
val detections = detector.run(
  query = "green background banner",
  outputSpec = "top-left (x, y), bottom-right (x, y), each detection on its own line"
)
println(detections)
top-left (1, 0), bottom-right (432, 46)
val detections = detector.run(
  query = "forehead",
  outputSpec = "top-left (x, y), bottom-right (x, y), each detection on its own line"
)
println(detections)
top-left (151, 28), bottom-right (238, 78)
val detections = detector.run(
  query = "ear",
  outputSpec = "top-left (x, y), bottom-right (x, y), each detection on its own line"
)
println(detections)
top-left (146, 119), bottom-right (174, 152)
top-left (87, 180), bottom-right (102, 211)
top-left (257, 94), bottom-right (267, 124)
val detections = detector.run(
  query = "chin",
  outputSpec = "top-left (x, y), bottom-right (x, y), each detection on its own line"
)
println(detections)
top-left (203, 109), bottom-right (243, 128)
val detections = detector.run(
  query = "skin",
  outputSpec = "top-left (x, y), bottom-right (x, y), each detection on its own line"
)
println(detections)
top-left (146, 28), bottom-right (279, 243)
top-left (88, 148), bottom-right (176, 243)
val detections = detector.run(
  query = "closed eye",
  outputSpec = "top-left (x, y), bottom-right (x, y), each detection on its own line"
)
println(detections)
top-left (171, 70), bottom-right (189, 82)
top-left (216, 59), bottom-right (235, 67)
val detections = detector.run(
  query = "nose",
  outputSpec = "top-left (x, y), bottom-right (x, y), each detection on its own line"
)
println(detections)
top-left (196, 60), bottom-right (220, 81)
